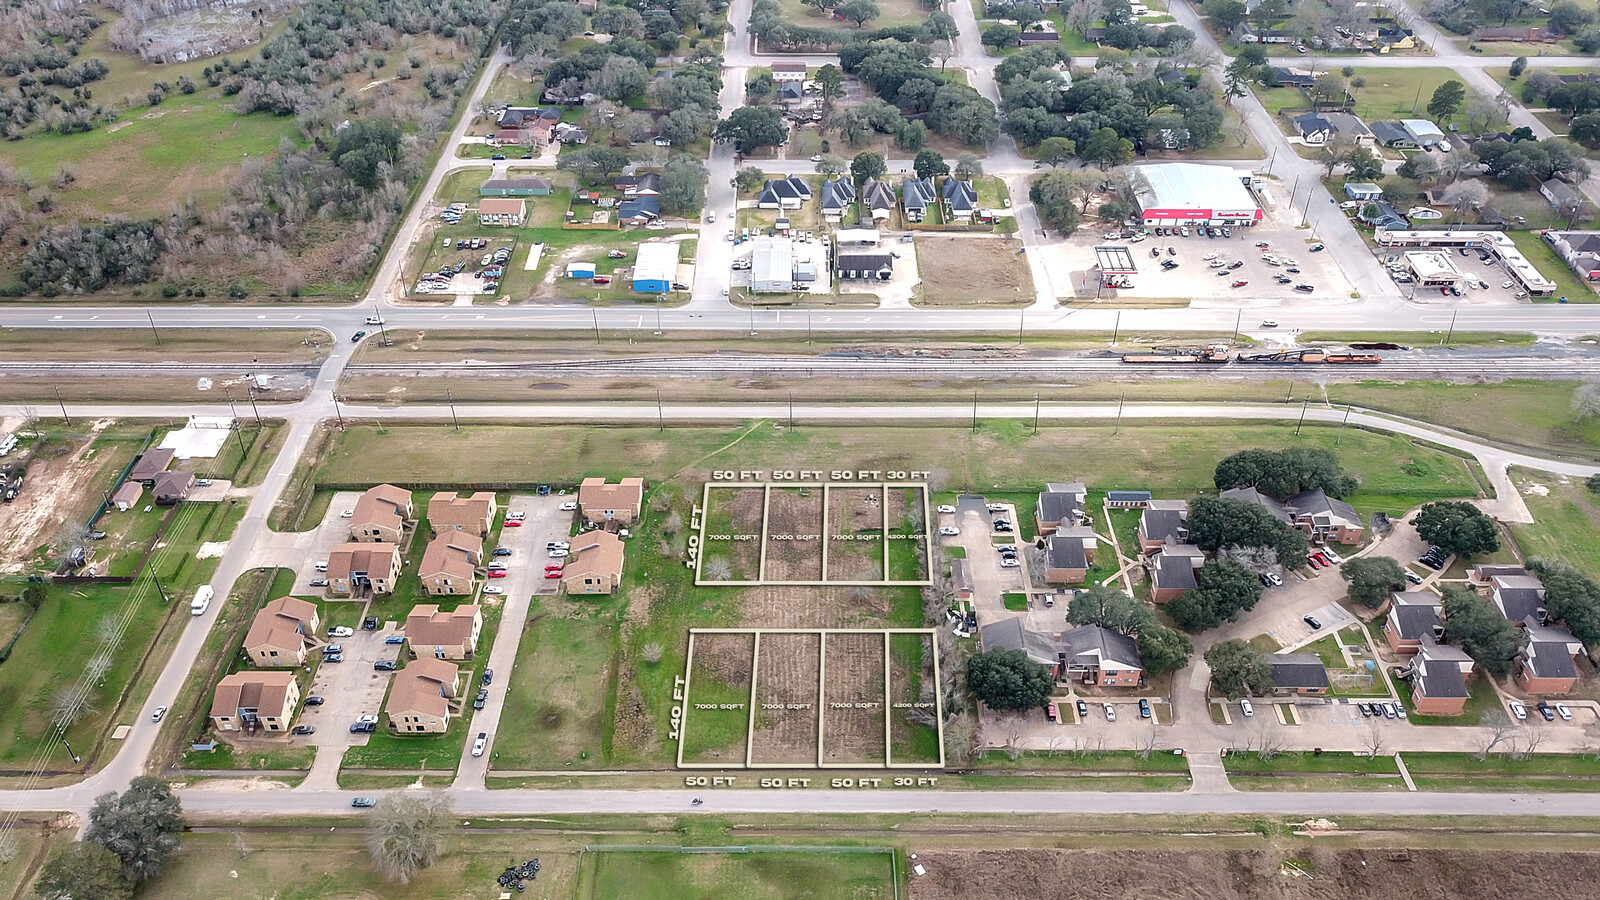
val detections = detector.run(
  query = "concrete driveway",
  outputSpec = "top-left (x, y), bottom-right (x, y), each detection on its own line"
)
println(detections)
top-left (296, 621), bottom-right (403, 748)
top-left (943, 495), bottom-right (1027, 630)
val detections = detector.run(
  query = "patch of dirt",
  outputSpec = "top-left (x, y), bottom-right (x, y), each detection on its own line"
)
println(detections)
top-left (735, 586), bottom-right (893, 629)
top-left (749, 632), bottom-right (821, 765)
top-left (691, 632), bottom-right (755, 688)
top-left (106, 121), bottom-right (131, 134)
top-left (534, 244), bottom-right (604, 300)
top-left (915, 235), bottom-right (1033, 307)
top-left (907, 848), bottom-right (1600, 900)
top-left (1524, 483), bottom-right (1549, 496)
top-left (0, 421), bottom-right (111, 573)
top-left (821, 631), bottom-right (887, 763)
top-left (765, 487), bottom-right (823, 581)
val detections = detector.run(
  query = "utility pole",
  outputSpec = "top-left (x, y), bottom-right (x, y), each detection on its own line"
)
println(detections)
top-left (1115, 392), bottom-right (1124, 435)
top-left (654, 296), bottom-right (664, 335)
top-left (657, 389), bottom-right (665, 432)
top-left (1232, 309), bottom-right (1241, 344)
top-left (1033, 392), bottom-right (1041, 435)
top-left (1337, 405), bottom-right (1352, 446)
top-left (807, 310), bottom-right (813, 346)
top-left (374, 304), bottom-right (389, 346)
top-left (749, 305), bottom-right (756, 336)
top-left (1017, 309), bottom-right (1024, 345)
top-left (55, 388), bottom-right (70, 427)
top-left (971, 391), bottom-right (978, 434)
top-left (61, 738), bottom-right (80, 765)
top-left (1111, 310), bottom-right (1121, 345)
top-left (1443, 310), bottom-right (1457, 347)
top-left (1285, 380), bottom-right (1294, 404)
top-left (151, 571), bottom-right (171, 605)
top-left (1295, 398), bottom-right (1309, 436)
top-left (224, 392), bottom-right (246, 457)
top-left (146, 310), bottom-right (161, 345)
top-left (592, 309), bottom-right (601, 343)
top-left (246, 384), bottom-right (262, 426)
top-left (788, 392), bottom-right (795, 432)
top-left (447, 389), bottom-right (460, 431)
top-left (333, 393), bottom-right (345, 430)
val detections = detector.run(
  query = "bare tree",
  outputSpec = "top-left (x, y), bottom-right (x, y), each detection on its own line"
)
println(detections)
top-left (1572, 383), bottom-right (1600, 421)
top-left (641, 642), bottom-right (664, 664)
top-left (943, 712), bottom-right (978, 766)
top-left (1472, 711), bottom-right (1517, 761)
top-left (932, 38), bottom-right (956, 71)
top-left (704, 557), bottom-right (732, 580)
top-left (367, 791), bottom-right (454, 884)
top-left (1440, 179), bottom-right (1489, 225)
top-left (660, 511), bottom-right (683, 535)
top-left (1003, 716), bottom-right (1025, 760)
top-left (1509, 726), bottom-right (1546, 762)
top-left (1254, 722), bottom-right (1286, 761)
top-left (1134, 724), bottom-right (1160, 760)
top-left (50, 681), bottom-right (97, 730)
top-left (1361, 719), bottom-right (1386, 759)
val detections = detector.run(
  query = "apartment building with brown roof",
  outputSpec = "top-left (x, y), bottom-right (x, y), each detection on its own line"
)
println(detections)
top-left (405, 604), bottom-right (483, 659)
top-left (562, 530), bottom-right (625, 595)
top-left (351, 484), bottom-right (413, 543)
top-left (209, 671), bottom-right (301, 733)
top-left (243, 596), bottom-right (322, 667)
top-left (385, 658), bottom-right (461, 734)
top-left (428, 491), bottom-right (498, 537)
top-left (326, 542), bottom-right (401, 596)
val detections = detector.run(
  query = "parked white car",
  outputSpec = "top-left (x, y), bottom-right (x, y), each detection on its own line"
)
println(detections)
top-left (937, 505), bottom-right (955, 514)
top-left (938, 526), bottom-right (959, 536)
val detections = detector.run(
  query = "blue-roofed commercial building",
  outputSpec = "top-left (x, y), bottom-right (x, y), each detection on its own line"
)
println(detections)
top-left (632, 241), bottom-right (678, 293)
top-left (1131, 163), bottom-right (1262, 229)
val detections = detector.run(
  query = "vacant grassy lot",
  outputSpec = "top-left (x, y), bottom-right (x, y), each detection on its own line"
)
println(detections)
top-left (777, 0), bottom-right (927, 29)
top-left (1341, 68), bottom-right (1481, 127)
top-left (914, 235), bottom-right (1033, 307)
top-left (1403, 751), bottom-right (1600, 792)
top-left (1328, 380), bottom-right (1600, 460)
top-left (581, 848), bottom-right (895, 900)
top-left (1511, 470), bottom-right (1600, 577)
top-left (491, 602), bottom-right (616, 769)
top-left (1223, 751), bottom-right (1407, 791)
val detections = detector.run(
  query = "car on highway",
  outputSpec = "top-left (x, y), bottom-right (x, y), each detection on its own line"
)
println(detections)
top-left (1260, 320), bottom-right (1277, 328)
top-left (351, 330), bottom-right (367, 342)
top-left (352, 797), bottom-right (377, 808)
top-left (938, 526), bottom-right (959, 536)
top-left (291, 725), bottom-right (315, 735)
top-left (1510, 700), bottom-right (1528, 720)
top-left (473, 732), bottom-right (488, 756)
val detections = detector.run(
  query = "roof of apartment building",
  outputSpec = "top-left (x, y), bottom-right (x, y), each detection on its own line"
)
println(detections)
top-left (1388, 591), bottom-right (1442, 641)
top-left (244, 597), bottom-right (318, 655)
top-left (352, 484), bottom-right (411, 532)
top-left (405, 604), bottom-right (480, 647)
top-left (427, 491), bottom-right (496, 530)
top-left (577, 477), bottom-right (644, 514)
top-left (420, 534), bottom-right (480, 582)
top-left (210, 671), bottom-right (296, 719)
top-left (1269, 653), bottom-right (1330, 690)
top-left (327, 542), bottom-right (398, 578)
top-left (386, 658), bottom-right (460, 719)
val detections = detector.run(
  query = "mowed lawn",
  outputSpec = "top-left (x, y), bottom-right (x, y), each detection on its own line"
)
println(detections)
top-left (1343, 68), bottom-right (1480, 127)
top-left (582, 850), bottom-right (896, 900)
top-left (914, 235), bottom-right (1034, 306)
top-left (777, 0), bottom-right (927, 29)
top-left (1327, 380), bottom-right (1600, 460)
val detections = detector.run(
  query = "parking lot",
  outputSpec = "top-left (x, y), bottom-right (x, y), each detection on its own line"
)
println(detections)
top-left (728, 232), bottom-right (833, 297)
top-left (292, 490), bottom-right (368, 595)
top-left (1377, 245), bottom-right (1536, 307)
top-left (939, 495), bottom-right (1029, 630)
top-left (295, 620), bottom-right (405, 749)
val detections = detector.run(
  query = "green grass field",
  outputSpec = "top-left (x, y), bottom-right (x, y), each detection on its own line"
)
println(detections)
top-left (1342, 68), bottom-right (1479, 127)
top-left (580, 849), bottom-right (896, 900)
top-left (1511, 470), bottom-right (1600, 577)
top-left (491, 605), bottom-right (617, 769)
top-left (1328, 380), bottom-right (1600, 460)
top-left (778, 0), bottom-right (927, 29)
top-left (1509, 232), bottom-right (1600, 302)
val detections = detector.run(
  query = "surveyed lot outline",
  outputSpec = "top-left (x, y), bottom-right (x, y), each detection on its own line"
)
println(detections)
top-left (695, 481), bottom-right (932, 586)
top-left (677, 628), bottom-right (946, 770)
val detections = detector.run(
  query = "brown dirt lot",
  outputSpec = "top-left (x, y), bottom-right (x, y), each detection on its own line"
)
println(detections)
top-left (915, 236), bottom-right (1034, 307)
top-left (821, 631), bottom-right (887, 764)
top-left (0, 421), bottom-right (122, 573)
top-left (884, 485), bottom-right (925, 534)
top-left (765, 486), bottom-right (824, 581)
top-left (749, 631), bottom-right (821, 766)
top-left (907, 848), bottom-right (1600, 900)
top-left (735, 586), bottom-right (896, 630)
top-left (827, 487), bottom-right (884, 582)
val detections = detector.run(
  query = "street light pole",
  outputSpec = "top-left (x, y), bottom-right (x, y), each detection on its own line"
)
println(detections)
top-left (333, 393), bottom-right (345, 430)
top-left (1443, 310), bottom-right (1458, 347)
top-left (246, 385), bottom-right (262, 426)
top-left (55, 388), bottom-right (70, 427)
top-left (374, 303), bottom-right (389, 346)
top-left (147, 310), bottom-right (161, 346)
top-left (1295, 398), bottom-right (1309, 436)
top-left (447, 389), bottom-right (460, 431)
top-left (1033, 392), bottom-right (1041, 435)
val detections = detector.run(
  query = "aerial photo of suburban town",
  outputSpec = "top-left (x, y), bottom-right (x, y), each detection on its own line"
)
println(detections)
top-left (7, 0), bottom-right (1600, 896)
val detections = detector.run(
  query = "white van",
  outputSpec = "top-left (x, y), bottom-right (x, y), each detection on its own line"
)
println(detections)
top-left (191, 584), bottom-right (214, 616)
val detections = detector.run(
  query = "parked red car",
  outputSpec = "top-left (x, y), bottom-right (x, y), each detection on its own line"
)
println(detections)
top-left (593, 275), bottom-right (612, 285)
top-left (1231, 280), bottom-right (1248, 288)
top-left (487, 570), bottom-right (509, 578)
top-left (544, 570), bottom-right (563, 579)
top-left (504, 519), bottom-right (521, 527)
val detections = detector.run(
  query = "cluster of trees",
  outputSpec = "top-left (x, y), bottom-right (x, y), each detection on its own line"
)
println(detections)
top-left (1186, 495), bottom-right (1310, 569)
top-left (1441, 585), bottom-right (1522, 676)
top-left (837, 39), bottom-right (998, 145)
top-left (1340, 556), bottom-right (1409, 608)
top-left (1027, 165), bottom-right (1138, 235)
top-left (20, 220), bottom-right (164, 294)
top-left (966, 647), bottom-right (1055, 712)
top-left (1426, 0), bottom-right (1600, 51)
top-left (1527, 559), bottom-right (1600, 656)
top-left (1204, 0), bottom-right (1404, 50)
top-left (1205, 639), bottom-right (1274, 698)
top-left (1414, 500), bottom-right (1501, 559)
top-left (1213, 448), bottom-right (1358, 500)
top-left (509, 0), bottom-right (724, 58)
top-left (0, 1), bottom-right (113, 138)
top-left (1000, 48), bottom-right (1225, 160)
top-left (36, 777), bottom-right (182, 900)
top-left (749, 0), bottom-right (948, 51)
top-left (1518, 73), bottom-right (1600, 149)
top-left (1165, 558), bottom-right (1265, 632)
top-left (1473, 134), bottom-right (1592, 186)
top-left (1067, 585), bottom-right (1194, 675)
